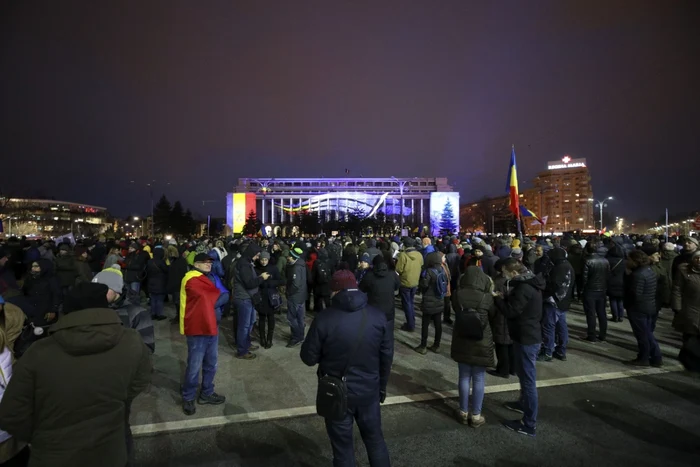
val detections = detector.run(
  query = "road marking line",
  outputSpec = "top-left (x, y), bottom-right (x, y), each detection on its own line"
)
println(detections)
top-left (132, 364), bottom-right (683, 436)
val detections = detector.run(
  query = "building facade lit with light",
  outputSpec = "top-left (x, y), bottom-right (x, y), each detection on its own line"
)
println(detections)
top-left (461, 156), bottom-right (595, 234)
top-left (0, 198), bottom-right (111, 238)
top-left (227, 177), bottom-right (459, 235)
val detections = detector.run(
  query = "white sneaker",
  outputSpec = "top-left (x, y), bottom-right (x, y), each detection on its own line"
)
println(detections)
top-left (470, 413), bottom-right (486, 428)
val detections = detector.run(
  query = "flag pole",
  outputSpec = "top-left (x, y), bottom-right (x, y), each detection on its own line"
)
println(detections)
top-left (665, 208), bottom-right (669, 241)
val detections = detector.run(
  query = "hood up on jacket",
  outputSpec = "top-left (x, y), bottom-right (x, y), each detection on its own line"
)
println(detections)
top-left (372, 258), bottom-right (389, 277)
top-left (243, 242), bottom-right (262, 260)
top-left (548, 247), bottom-right (568, 264)
top-left (459, 265), bottom-right (492, 292)
top-left (425, 252), bottom-right (442, 268)
top-left (63, 282), bottom-right (110, 314)
top-left (153, 247), bottom-right (165, 261)
top-left (49, 308), bottom-right (125, 356)
top-left (330, 289), bottom-right (368, 312)
top-left (510, 271), bottom-right (546, 290)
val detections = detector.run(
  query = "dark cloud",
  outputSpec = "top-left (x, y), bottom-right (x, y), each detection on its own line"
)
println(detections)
top-left (1, 0), bottom-right (698, 218)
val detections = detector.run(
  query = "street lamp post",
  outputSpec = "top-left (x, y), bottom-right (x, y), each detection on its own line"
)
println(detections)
top-left (391, 176), bottom-right (408, 234)
top-left (592, 196), bottom-right (614, 231)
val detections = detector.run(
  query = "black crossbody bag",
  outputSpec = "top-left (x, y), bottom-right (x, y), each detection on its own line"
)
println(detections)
top-left (316, 308), bottom-right (368, 421)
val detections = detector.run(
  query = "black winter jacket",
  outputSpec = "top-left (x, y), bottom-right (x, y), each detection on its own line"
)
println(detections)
top-left (583, 249), bottom-right (610, 294)
top-left (313, 249), bottom-right (333, 297)
top-left (606, 245), bottom-right (626, 298)
top-left (451, 267), bottom-right (495, 367)
top-left (624, 266), bottom-right (658, 315)
top-left (22, 259), bottom-right (61, 326)
top-left (254, 261), bottom-right (284, 315)
top-left (286, 259), bottom-right (308, 304)
top-left (495, 272), bottom-right (545, 345)
top-left (445, 244), bottom-right (461, 284)
top-left (55, 254), bottom-right (78, 288)
top-left (419, 253), bottom-right (445, 315)
top-left (301, 290), bottom-right (393, 406)
top-left (490, 274), bottom-right (511, 345)
top-left (124, 251), bottom-right (147, 284)
top-left (167, 257), bottom-right (189, 295)
top-left (359, 261), bottom-right (400, 322)
top-left (146, 249), bottom-right (169, 295)
top-left (233, 244), bottom-right (264, 302)
top-left (544, 248), bottom-right (575, 311)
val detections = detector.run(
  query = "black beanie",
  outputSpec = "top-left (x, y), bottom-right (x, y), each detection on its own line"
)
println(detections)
top-left (63, 282), bottom-right (110, 314)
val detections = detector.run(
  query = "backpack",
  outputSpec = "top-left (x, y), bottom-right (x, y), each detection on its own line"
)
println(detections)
top-left (433, 267), bottom-right (448, 299)
top-left (317, 262), bottom-right (331, 284)
top-left (454, 308), bottom-right (484, 341)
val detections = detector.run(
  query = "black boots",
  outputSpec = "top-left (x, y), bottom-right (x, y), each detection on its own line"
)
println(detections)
top-left (265, 331), bottom-right (274, 349)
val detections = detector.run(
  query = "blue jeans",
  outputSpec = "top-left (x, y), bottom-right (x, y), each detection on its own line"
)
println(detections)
top-left (542, 303), bottom-right (569, 357)
top-left (324, 401), bottom-right (391, 467)
top-left (609, 297), bottom-right (625, 320)
top-left (287, 300), bottom-right (306, 343)
top-left (514, 342), bottom-right (539, 429)
top-left (128, 281), bottom-right (141, 295)
top-left (628, 312), bottom-right (661, 363)
top-left (234, 298), bottom-right (255, 355)
top-left (458, 363), bottom-right (485, 415)
top-left (182, 334), bottom-right (219, 401)
top-left (150, 293), bottom-right (165, 317)
top-left (399, 286), bottom-right (417, 330)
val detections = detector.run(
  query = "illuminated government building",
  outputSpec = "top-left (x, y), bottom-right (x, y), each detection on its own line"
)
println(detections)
top-left (461, 156), bottom-right (596, 234)
top-left (226, 177), bottom-right (459, 234)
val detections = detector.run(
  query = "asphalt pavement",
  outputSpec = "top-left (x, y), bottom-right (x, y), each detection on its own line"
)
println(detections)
top-left (128, 297), bottom-right (700, 466)
top-left (133, 371), bottom-right (700, 467)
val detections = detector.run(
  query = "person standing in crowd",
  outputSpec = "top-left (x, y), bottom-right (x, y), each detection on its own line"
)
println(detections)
top-left (180, 254), bottom-right (227, 415)
top-left (124, 243), bottom-right (147, 296)
top-left (255, 251), bottom-right (283, 349)
top-left (167, 245), bottom-right (189, 324)
top-left (342, 242), bottom-right (359, 273)
top-left (233, 243), bottom-right (267, 360)
top-left (286, 246), bottom-right (308, 348)
top-left (312, 248), bottom-right (333, 312)
top-left (540, 247), bottom-right (574, 362)
top-left (0, 248), bottom-right (18, 297)
top-left (606, 244), bottom-right (626, 323)
top-left (444, 242), bottom-right (461, 324)
top-left (395, 237), bottom-right (423, 332)
top-left (567, 241), bottom-right (585, 302)
top-left (646, 245), bottom-right (671, 312)
top-left (359, 254), bottom-right (400, 331)
top-left (489, 259), bottom-right (515, 378)
top-left (301, 270), bottom-right (393, 467)
top-left (494, 258), bottom-right (544, 437)
top-left (0, 281), bottom-right (152, 467)
top-left (671, 250), bottom-right (700, 344)
top-left (73, 246), bottom-right (93, 284)
top-left (146, 246), bottom-right (169, 321)
top-left (103, 246), bottom-right (122, 270)
top-left (355, 253), bottom-right (371, 284)
top-left (22, 259), bottom-right (60, 328)
top-left (451, 265), bottom-right (495, 427)
top-left (624, 250), bottom-right (661, 367)
top-left (55, 244), bottom-right (77, 298)
top-left (95, 266), bottom-right (155, 354)
top-left (582, 242), bottom-right (610, 342)
top-left (415, 252), bottom-right (447, 355)
top-left (672, 237), bottom-right (698, 279)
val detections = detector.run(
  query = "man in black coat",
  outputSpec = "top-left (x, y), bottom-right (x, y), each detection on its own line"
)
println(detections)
top-left (443, 243), bottom-right (461, 324)
top-left (312, 248), bottom-right (333, 312)
top-left (359, 255), bottom-right (400, 325)
top-left (301, 270), bottom-right (393, 467)
top-left (494, 258), bottom-right (544, 437)
top-left (582, 242), bottom-right (610, 342)
top-left (540, 247), bottom-right (574, 361)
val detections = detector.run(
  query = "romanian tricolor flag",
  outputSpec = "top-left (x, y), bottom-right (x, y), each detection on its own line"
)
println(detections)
top-left (505, 146), bottom-right (519, 216)
top-left (519, 205), bottom-right (544, 225)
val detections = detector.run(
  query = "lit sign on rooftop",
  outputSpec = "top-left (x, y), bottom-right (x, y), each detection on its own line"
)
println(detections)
top-left (547, 156), bottom-right (587, 170)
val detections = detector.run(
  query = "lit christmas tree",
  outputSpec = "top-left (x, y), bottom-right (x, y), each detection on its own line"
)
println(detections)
top-left (439, 199), bottom-right (458, 235)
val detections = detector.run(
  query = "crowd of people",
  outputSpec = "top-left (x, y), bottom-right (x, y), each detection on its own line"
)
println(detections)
top-left (0, 230), bottom-right (698, 466)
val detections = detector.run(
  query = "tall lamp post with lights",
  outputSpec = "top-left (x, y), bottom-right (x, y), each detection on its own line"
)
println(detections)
top-left (391, 176), bottom-right (408, 233)
top-left (592, 196), bottom-right (613, 231)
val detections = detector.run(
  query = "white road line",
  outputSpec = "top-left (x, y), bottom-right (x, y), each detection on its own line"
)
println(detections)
top-left (132, 364), bottom-right (683, 436)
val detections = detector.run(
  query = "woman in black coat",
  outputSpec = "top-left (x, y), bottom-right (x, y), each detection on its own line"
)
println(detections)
top-left (451, 266), bottom-right (495, 427)
top-left (489, 258), bottom-right (514, 377)
top-left (22, 259), bottom-right (60, 327)
top-left (624, 250), bottom-right (661, 366)
top-left (255, 252), bottom-right (284, 348)
top-left (606, 244), bottom-right (626, 322)
top-left (146, 247), bottom-right (169, 320)
top-left (416, 252), bottom-right (446, 354)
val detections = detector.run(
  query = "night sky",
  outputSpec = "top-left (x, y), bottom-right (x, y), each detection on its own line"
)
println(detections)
top-left (1, 0), bottom-right (698, 220)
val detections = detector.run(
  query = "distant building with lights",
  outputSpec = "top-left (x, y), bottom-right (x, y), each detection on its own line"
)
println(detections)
top-left (226, 177), bottom-right (459, 235)
top-left (0, 198), bottom-right (110, 238)
top-left (461, 156), bottom-right (595, 234)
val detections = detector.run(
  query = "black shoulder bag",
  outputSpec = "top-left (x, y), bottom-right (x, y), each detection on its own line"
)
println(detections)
top-left (454, 292), bottom-right (487, 341)
top-left (316, 308), bottom-right (368, 421)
